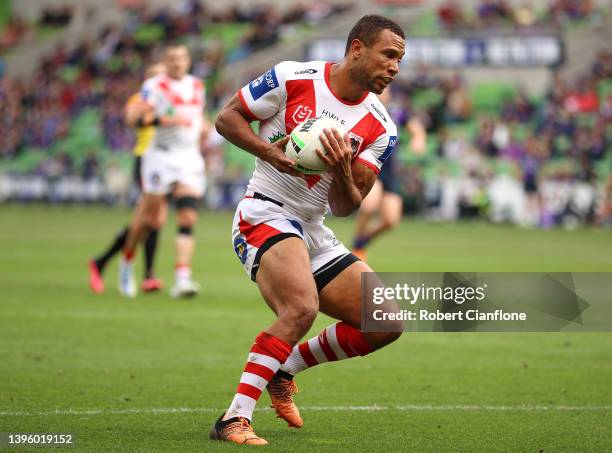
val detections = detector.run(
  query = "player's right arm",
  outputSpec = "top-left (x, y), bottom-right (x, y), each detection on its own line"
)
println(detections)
top-left (216, 64), bottom-right (301, 177)
top-left (124, 94), bottom-right (153, 128)
top-left (216, 96), bottom-right (300, 177)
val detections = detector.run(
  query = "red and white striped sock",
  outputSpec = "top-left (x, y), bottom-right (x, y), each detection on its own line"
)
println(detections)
top-left (122, 249), bottom-right (135, 262)
top-left (175, 263), bottom-right (191, 282)
top-left (225, 332), bottom-right (293, 421)
top-left (280, 322), bottom-right (373, 376)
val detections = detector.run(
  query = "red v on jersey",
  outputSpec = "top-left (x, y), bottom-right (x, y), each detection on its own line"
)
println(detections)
top-left (285, 79), bottom-right (316, 133)
top-left (157, 77), bottom-right (204, 107)
top-left (305, 175), bottom-right (321, 188)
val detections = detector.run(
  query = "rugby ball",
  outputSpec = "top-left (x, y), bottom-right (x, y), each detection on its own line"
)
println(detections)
top-left (286, 116), bottom-right (347, 175)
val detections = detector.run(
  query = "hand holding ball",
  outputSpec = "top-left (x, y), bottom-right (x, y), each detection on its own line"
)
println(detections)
top-left (285, 116), bottom-right (347, 175)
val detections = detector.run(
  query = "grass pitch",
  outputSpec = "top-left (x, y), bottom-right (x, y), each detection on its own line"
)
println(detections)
top-left (0, 205), bottom-right (611, 452)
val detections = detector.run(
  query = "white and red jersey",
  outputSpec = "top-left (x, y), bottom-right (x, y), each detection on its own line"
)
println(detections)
top-left (238, 60), bottom-right (397, 224)
top-left (141, 73), bottom-right (205, 153)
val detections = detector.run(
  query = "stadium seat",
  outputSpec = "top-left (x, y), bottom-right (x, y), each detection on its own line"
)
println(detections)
top-left (409, 10), bottom-right (439, 37)
top-left (470, 83), bottom-right (517, 112)
top-left (202, 23), bottom-right (253, 54)
top-left (412, 88), bottom-right (444, 110)
top-left (0, 2), bottom-right (10, 31)
top-left (597, 79), bottom-right (612, 99)
top-left (134, 24), bottom-right (166, 45)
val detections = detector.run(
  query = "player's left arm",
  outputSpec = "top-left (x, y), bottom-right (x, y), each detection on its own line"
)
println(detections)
top-left (124, 95), bottom-right (153, 128)
top-left (198, 81), bottom-right (211, 152)
top-left (200, 114), bottom-right (212, 153)
top-left (317, 129), bottom-right (378, 217)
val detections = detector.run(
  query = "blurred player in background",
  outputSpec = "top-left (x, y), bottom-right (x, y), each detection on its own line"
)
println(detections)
top-left (352, 86), bottom-right (427, 261)
top-left (88, 61), bottom-right (167, 294)
top-left (211, 15), bottom-right (405, 445)
top-left (119, 44), bottom-right (210, 298)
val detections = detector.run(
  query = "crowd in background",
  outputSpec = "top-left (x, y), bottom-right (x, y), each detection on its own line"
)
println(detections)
top-left (386, 49), bottom-right (611, 227)
top-left (0, 0), bottom-right (347, 161)
top-left (437, 0), bottom-right (601, 30)
top-left (0, 5), bottom-right (73, 53)
top-left (0, 0), bottom-right (610, 227)
top-left (0, 16), bottom-right (34, 51)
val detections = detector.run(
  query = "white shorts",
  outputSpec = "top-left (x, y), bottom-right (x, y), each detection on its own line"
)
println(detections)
top-left (141, 149), bottom-right (206, 195)
top-left (231, 192), bottom-right (358, 291)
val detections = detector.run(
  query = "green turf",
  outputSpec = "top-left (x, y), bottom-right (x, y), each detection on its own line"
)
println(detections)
top-left (0, 206), bottom-right (611, 452)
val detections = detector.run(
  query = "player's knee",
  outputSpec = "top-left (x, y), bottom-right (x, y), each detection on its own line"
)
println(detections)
top-left (282, 298), bottom-right (318, 334)
top-left (143, 205), bottom-right (163, 229)
top-left (382, 215), bottom-right (401, 230)
top-left (289, 308), bottom-right (318, 335)
top-left (149, 217), bottom-right (164, 230)
top-left (375, 300), bottom-right (404, 346)
top-left (369, 327), bottom-right (403, 351)
top-left (156, 209), bottom-right (167, 227)
top-left (388, 215), bottom-right (402, 228)
top-left (359, 205), bottom-right (377, 216)
top-left (381, 328), bottom-right (403, 345)
top-left (177, 209), bottom-right (197, 227)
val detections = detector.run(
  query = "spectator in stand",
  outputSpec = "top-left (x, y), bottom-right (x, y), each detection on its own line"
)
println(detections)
top-left (591, 50), bottom-right (612, 79)
top-left (444, 74), bottom-right (472, 122)
top-left (477, 0), bottom-right (512, 26)
top-left (437, 0), bottom-right (465, 29)
top-left (82, 152), bottom-right (100, 181)
top-left (513, 3), bottom-right (536, 27)
top-left (564, 76), bottom-right (599, 114)
top-left (475, 118), bottom-right (499, 157)
top-left (501, 89), bottom-right (535, 123)
top-left (549, 0), bottom-right (594, 22)
top-left (0, 16), bottom-right (34, 49)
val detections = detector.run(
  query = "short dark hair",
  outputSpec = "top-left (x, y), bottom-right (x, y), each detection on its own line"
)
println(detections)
top-left (345, 15), bottom-right (405, 56)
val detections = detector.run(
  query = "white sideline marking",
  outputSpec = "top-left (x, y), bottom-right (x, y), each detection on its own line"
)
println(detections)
top-left (0, 405), bottom-right (610, 417)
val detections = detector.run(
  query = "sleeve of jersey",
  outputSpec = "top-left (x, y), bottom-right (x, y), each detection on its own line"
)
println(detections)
top-left (237, 63), bottom-right (287, 122)
top-left (140, 79), bottom-right (162, 112)
top-left (356, 129), bottom-right (398, 175)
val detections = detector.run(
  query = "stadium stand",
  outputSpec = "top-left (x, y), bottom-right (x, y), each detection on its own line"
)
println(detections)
top-left (391, 55), bottom-right (611, 227)
top-left (0, 0), bottom-right (610, 227)
top-left (431, 0), bottom-right (603, 32)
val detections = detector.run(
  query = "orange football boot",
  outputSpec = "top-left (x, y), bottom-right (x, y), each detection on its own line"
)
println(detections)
top-left (267, 375), bottom-right (303, 428)
top-left (209, 414), bottom-right (268, 445)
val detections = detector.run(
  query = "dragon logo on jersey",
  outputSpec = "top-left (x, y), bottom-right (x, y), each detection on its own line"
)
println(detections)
top-left (150, 172), bottom-right (161, 187)
top-left (268, 131), bottom-right (286, 143)
top-left (349, 132), bottom-right (364, 154)
top-left (249, 67), bottom-right (279, 101)
top-left (233, 237), bottom-right (248, 265)
top-left (292, 105), bottom-right (313, 124)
